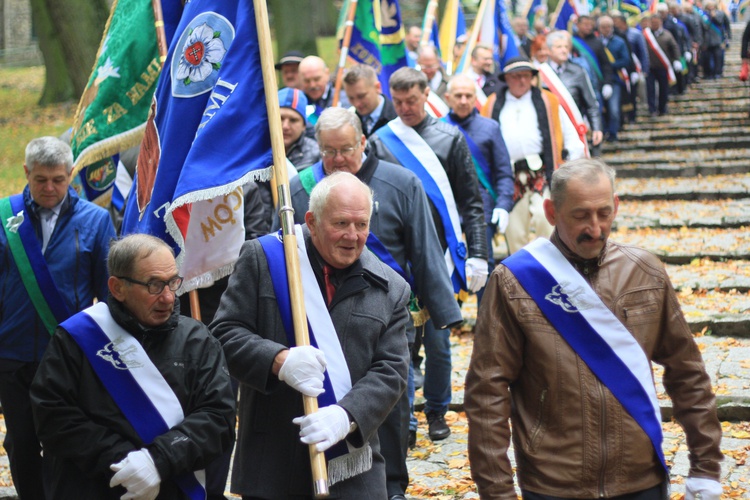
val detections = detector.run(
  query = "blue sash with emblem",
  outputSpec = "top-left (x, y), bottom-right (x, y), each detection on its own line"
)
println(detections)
top-left (375, 119), bottom-right (467, 293)
top-left (258, 227), bottom-right (372, 485)
top-left (503, 238), bottom-right (667, 472)
top-left (61, 302), bottom-right (206, 498)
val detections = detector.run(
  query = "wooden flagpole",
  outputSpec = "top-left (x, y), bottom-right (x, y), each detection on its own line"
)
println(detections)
top-left (420, 0), bottom-right (439, 47)
top-left (253, 0), bottom-right (329, 497)
top-left (461, 0), bottom-right (490, 75)
top-left (151, 0), bottom-right (168, 64)
top-left (332, 0), bottom-right (358, 107)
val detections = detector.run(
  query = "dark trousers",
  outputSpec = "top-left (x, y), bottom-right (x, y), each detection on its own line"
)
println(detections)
top-left (378, 388), bottom-right (410, 496)
top-left (0, 362), bottom-right (49, 500)
top-left (522, 482), bottom-right (666, 500)
top-left (646, 68), bottom-right (670, 115)
top-left (701, 46), bottom-right (723, 78)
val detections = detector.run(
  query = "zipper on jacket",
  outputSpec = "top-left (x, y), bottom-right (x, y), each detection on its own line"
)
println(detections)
top-left (74, 229), bottom-right (80, 311)
top-left (598, 380), bottom-right (608, 498)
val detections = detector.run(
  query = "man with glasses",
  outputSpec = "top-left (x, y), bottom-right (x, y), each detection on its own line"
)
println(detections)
top-left (0, 136), bottom-right (115, 499)
top-left (30, 233), bottom-right (236, 499)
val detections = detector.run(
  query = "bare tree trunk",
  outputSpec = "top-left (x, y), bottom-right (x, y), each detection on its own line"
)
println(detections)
top-left (30, 0), bottom-right (74, 104)
top-left (45, 0), bottom-right (110, 97)
top-left (30, 0), bottom-right (109, 104)
top-left (269, 0), bottom-right (319, 56)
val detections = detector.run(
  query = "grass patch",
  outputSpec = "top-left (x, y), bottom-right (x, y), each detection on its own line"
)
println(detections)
top-left (0, 66), bottom-right (76, 197)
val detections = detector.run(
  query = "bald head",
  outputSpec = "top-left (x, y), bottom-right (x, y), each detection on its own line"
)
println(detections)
top-left (299, 56), bottom-right (330, 101)
top-left (598, 15), bottom-right (614, 37)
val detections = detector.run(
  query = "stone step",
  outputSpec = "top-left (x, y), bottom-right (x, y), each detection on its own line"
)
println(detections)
top-left (617, 199), bottom-right (750, 229)
top-left (619, 113), bottom-right (750, 131)
top-left (616, 125), bottom-right (750, 143)
top-left (666, 259), bottom-right (750, 293)
top-left (615, 173), bottom-right (750, 201)
top-left (607, 158), bottom-right (750, 179)
top-left (604, 135), bottom-right (750, 153)
top-left (613, 226), bottom-right (750, 263)
top-left (604, 149), bottom-right (750, 173)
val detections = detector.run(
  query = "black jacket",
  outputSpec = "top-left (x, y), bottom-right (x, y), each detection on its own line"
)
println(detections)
top-left (575, 33), bottom-right (616, 86)
top-left (368, 115), bottom-right (488, 260)
top-left (287, 134), bottom-right (321, 171)
top-left (30, 298), bottom-right (236, 499)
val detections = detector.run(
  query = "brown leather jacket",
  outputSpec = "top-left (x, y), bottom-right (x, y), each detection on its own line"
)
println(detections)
top-left (465, 232), bottom-right (722, 499)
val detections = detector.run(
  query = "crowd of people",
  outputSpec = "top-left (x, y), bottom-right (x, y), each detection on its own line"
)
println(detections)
top-left (0, 3), bottom-right (735, 499)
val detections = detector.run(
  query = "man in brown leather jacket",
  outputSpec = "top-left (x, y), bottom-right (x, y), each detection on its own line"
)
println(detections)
top-left (465, 158), bottom-right (723, 500)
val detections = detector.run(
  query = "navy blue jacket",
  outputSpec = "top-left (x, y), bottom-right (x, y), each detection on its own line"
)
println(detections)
top-left (447, 109), bottom-right (514, 218)
top-left (0, 186), bottom-right (115, 363)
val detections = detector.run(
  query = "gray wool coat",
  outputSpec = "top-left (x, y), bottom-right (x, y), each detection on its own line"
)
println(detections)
top-left (210, 227), bottom-right (410, 499)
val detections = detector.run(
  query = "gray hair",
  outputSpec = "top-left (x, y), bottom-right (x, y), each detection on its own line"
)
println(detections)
top-left (546, 30), bottom-right (571, 48)
top-left (25, 136), bottom-right (74, 174)
top-left (343, 64), bottom-right (379, 87)
top-left (108, 233), bottom-right (174, 278)
top-left (308, 171), bottom-right (373, 221)
top-left (550, 158), bottom-right (616, 208)
top-left (389, 67), bottom-right (428, 92)
top-left (314, 107), bottom-right (363, 142)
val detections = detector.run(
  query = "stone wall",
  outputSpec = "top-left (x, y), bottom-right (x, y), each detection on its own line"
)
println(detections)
top-left (1, 0), bottom-right (42, 67)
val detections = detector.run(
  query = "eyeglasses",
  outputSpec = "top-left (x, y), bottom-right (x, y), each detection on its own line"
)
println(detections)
top-left (117, 276), bottom-right (183, 295)
top-left (320, 146), bottom-right (358, 158)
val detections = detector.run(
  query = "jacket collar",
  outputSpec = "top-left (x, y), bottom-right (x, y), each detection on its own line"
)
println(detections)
top-left (551, 230), bottom-right (609, 277)
top-left (107, 292), bottom-right (180, 339)
top-left (448, 108), bottom-right (478, 127)
top-left (24, 185), bottom-right (78, 221)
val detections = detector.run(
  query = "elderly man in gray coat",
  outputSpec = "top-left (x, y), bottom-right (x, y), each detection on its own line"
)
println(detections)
top-left (287, 107), bottom-right (463, 500)
top-left (211, 172), bottom-right (410, 499)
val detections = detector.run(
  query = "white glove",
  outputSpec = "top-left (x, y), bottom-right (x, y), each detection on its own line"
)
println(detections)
top-left (491, 208), bottom-right (510, 234)
top-left (602, 84), bottom-right (613, 100)
top-left (465, 257), bottom-right (489, 293)
top-left (109, 449), bottom-right (161, 500)
top-left (673, 60), bottom-right (683, 72)
top-left (278, 346), bottom-right (327, 397)
top-left (685, 477), bottom-right (722, 500)
top-left (630, 72), bottom-right (640, 84)
top-left (293, 404), bottom-right (351, 452)
top-left (684, 51), bottom-right (693, 62)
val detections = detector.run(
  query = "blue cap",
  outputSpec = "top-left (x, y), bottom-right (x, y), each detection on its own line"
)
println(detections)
top-left (278, 87), bottom-right (308, 124)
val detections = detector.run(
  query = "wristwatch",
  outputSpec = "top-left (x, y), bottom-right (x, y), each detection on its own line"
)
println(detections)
top-left (348, 419), bottom-right (358, 434)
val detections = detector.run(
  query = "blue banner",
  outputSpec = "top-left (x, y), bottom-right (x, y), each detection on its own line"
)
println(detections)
top-left (121, 0), bottom-right (273, 286)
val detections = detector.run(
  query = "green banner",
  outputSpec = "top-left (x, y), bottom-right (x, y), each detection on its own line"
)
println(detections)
top-left (70, 0), bottom-right (162, 175)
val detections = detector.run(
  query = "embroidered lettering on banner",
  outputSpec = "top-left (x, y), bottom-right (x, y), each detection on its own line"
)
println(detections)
top-left (97, 338), bottom-right (144, 370)
top-left (545, 282), bottom-right (596, 313)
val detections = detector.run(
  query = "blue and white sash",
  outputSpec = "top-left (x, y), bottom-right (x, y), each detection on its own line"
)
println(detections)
top-left (503, 238), bottom-right (667, 471)
top-left (258, 226), bottom-right (372, 486)
top-left (61, 302), bottom-right (206, 498)
top-left (375, 119), bottom-right (467, 292)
